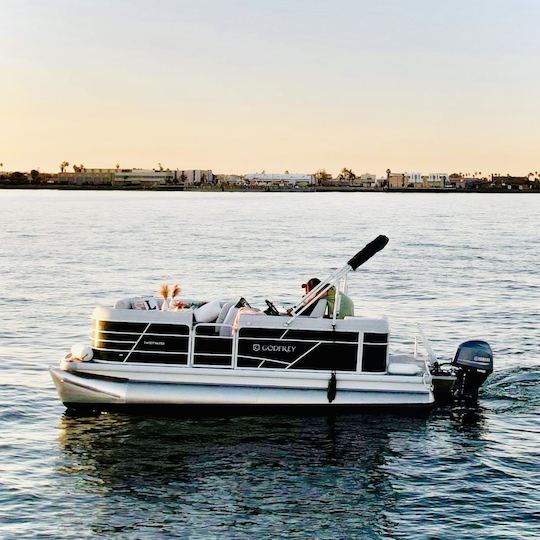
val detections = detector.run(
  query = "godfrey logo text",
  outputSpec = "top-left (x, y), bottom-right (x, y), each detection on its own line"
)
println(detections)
top-left (253, 344), bottom-right (296, 353)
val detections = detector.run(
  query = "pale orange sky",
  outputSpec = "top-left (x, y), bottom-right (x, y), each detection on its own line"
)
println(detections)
top-left (1, 0), bottom-right (539, 176)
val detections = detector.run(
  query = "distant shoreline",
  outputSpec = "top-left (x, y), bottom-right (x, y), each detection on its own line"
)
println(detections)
top-left (0, 183), bottom-right (538, 193)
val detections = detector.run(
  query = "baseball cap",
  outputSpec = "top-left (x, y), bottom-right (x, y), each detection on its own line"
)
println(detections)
top-left (301, 277), bottom-right (321, 290)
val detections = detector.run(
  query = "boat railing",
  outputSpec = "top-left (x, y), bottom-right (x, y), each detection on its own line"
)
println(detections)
top-left (191, 323), bottom-right (234, 368)
top-left (415, 325), bottom-right (437, 377)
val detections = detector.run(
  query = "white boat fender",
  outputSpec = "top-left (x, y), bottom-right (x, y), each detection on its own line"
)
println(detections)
top-left (327, 372), bottom-right (337, 403)
top-left (70, 344), bottom-right (94, 362)
top-left (387, 363), bottom-right (422, 376)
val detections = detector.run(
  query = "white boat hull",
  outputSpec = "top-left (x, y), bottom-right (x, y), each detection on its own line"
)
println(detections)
top-left (50, 361), bottom-right (434, 409)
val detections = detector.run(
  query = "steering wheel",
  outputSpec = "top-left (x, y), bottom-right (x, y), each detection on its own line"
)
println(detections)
top-left (265, 299), bottom-right (280, 316)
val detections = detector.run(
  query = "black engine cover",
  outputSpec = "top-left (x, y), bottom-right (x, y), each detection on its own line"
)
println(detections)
top-left (452, 340), bottom-right (493, 373)
top-left (452, 340), bottom-right (493, 400)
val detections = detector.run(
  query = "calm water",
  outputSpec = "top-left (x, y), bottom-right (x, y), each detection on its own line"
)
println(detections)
top-left (0, 191), bottom-right (539, 539)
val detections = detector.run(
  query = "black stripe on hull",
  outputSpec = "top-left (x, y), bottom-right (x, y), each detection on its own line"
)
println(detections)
top-left (95, 320), bottom-right (190, 335)
top-left (239, 327), bottom-right (359, 343)
top-left (94, 335), bottom-right (189, 353)
top-left (363, 333), bottom-right (388, 344)
top-left (92, 349), bottom-right (188, 364)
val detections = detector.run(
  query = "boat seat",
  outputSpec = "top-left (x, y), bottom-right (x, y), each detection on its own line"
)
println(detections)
top-left (114, 296), bottom-right (163, 310)
top-left (308, 299), bottom-right (327, 317)
top-left (113, 298), bottom-right (133, 309)
top-left (217, 300), bottom-right (237, 325)
top-left (219, 306), bottom-right (239, 337)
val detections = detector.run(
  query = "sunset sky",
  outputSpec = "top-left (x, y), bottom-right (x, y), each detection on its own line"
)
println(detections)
top-left (2, 0), bottom-right (539, 176)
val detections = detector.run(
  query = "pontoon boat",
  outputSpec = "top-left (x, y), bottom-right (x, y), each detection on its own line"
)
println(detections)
top-left (50, 236), bottom-right (493, 411)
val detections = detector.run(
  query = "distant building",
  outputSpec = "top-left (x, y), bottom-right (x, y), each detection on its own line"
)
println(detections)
top-left (426, 173), bottom-right (449, 188)
top-left (408, 172), bottom-right (422, 186)
top-left (466, 178), bottom-right (490, 189)
top-left (449, 176), bottom-right (488, 189)
top-left (113, 169), bottom-right (173, 186)
top-left (387, 173), bottom-right (408, 189)
top-left (351, 173), bottom-right (378, 188)
top-left (491, 175), bottom-right (534, 190)
top-left (244, 173), bottom-right (314, 187)
top-left (215, 174), bottom-right (246, 185)
top-left (175, 170), bottom-right (214, 185)
top-left (58, 168), bottom-right (116, 185)
top-left (387, 171), bottom-right (448, 188)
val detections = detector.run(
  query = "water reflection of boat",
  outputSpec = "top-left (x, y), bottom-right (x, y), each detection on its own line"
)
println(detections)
top-left (57, 411), bottom-right (427, 535)
top-left (50, 236), bottom-right (493, 411)
top-left (55, 400), bottom-right (506, 537)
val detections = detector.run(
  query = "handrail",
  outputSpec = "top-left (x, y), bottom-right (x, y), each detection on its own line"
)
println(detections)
top-left (417, 324), bottom-right (437, 364)
top-left (192, 323), bottom-right (234, 368)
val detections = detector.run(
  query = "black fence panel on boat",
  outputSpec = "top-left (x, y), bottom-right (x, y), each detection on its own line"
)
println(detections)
top-left (92, 320), bottom-right (190, 364)
top-left (361, 333), bottom-right (389, 372)
top-left (193, 335), bottom-right (233, 367)
top-left (237, 328), bottom-right (359, 371)
top-left (361, 345), bottom-right (388, 372)
top-left (289, 343), bottom-right (357, 371)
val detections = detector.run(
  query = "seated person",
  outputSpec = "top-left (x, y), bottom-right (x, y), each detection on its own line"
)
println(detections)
top-left (325, 286), bottom-right (355, 319)
top-left (294, 277), bottom-right (354, 319)
top-left (287, 278), bottom-right (327, 317)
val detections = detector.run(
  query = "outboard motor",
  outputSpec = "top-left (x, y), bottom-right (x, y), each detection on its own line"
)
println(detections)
top-left (452, 340), bottom-right (493, 401)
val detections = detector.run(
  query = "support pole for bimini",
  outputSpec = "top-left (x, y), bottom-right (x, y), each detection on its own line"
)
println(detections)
top-left (286, 235), bottom-right (389, 326)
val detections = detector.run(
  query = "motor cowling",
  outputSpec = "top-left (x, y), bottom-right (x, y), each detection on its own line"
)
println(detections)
top-left (451, 340), bottom-right (493, 400)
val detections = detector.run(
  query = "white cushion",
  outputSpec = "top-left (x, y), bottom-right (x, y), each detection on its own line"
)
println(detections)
top-left (387, 363), bottom-right (422, 376)
top-left (194, 300), bottom-right (223, 323)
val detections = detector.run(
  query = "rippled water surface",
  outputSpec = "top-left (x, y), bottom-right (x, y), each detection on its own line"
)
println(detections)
top-left (0, 191), bottom-right (539, 539)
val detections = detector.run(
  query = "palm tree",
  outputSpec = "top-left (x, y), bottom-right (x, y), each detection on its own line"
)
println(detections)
top-left (115, 163), bottom-right (120, 171)
top-left (314, 169), bottom-right (331, 185)
top-left (59, 161), bottom-right (69, 173)
top-left (338, 168), bottom-right (356, 184)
